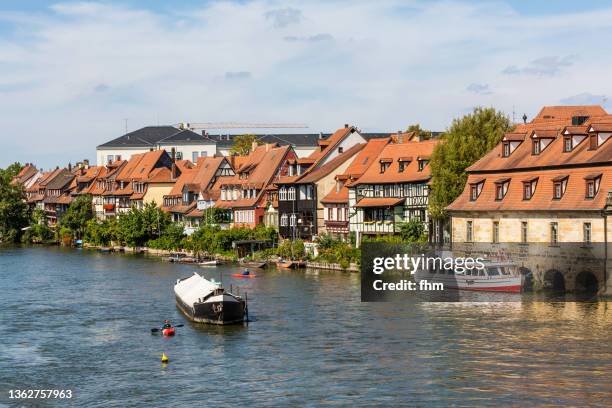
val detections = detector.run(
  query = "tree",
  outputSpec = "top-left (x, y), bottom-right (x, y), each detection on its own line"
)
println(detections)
top-left (405, 124), bottom-right (433, 140)
top-left (60, 195), bottom-right (94, 239)
top-left (0, 162), bottom-right (31, 243)
top-left (398, 219), bottom-right (427, 243)
top-left (229, 134), bottom-right (262, 156)
top-left (428, 107), bottom-right (513, 219)
top-left (117, 203), bottom-right (170, 247)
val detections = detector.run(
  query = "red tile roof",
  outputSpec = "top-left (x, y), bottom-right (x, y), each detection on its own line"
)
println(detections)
top-left (532, 105), bottom-right (607, 123)
top-left (296, 143), bottom-right (365, 184)
top-left (355, 139), bottom-right (439, 185)
top-left (447, 167), bottom-right (611, 212)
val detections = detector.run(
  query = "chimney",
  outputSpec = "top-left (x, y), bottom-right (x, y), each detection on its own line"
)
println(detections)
top-left (265, 143), bottom-right (270, 152)
top-left (68, 163), bottom-right (72, 171)
top-left (344, 123), bottom-right (349, 129)
top-left (319, 132), bottom-right (323, 139)
top-left (522, 113), bottom-right (527, 124)
top-left (83, 159), bottom-right (89, 168)
top-left (171, 147), bottom-right (178, 179)
top-left (251, 141), bottom-right (258, 152)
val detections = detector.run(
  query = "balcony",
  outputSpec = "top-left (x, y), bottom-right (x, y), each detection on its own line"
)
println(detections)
top-left (103, 204), bottom-right (115, 213)
top-left (325, 220), bottom-right (349, 230)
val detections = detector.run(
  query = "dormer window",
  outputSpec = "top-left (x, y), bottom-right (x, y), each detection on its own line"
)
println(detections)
top-left (532, 140), bottom-right (540, 155)
top-left (469, 179), bottom-right (484, 201)
top-left (522, 177), bottom-right (538, 200)
top-left (584, 173), bottom-right (602, 199)
top-left (494, 178), bottom-right (510, 201)
top-left (503, 142), bottom-right (511, 157)
top-left (417, 159), bottom-right (428, 172)
top-left (379, 159), bottom-right (392, 173)
top-left (552, 175), bottom-right (568, 199)
top-left (563, 136), bottom-right (572, 152)
top-left (338, 146), bottom-right (343, 154)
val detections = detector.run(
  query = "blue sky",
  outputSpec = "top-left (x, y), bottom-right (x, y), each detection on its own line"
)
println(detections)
top-left (1, 0), bottom-right (612, 168)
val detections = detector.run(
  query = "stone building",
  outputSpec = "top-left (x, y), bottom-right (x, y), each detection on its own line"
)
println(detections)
top-left (447, 105), bottom-right (612, 294)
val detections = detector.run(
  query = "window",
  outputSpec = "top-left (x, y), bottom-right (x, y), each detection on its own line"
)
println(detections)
top-left (288, 187), bottom-right (296, 200)
top-left (466, 221), bottom-right (473, 242)
top-left (469, 181), bottom-right (484, 201)
top-left (523, 179), bottom-right (537, 200)
top-left (584, 222), bottom-right (591, 245)
top-left (550, 222), bottom-right (558, 245)
top-left (495, 180), bottom-right (509, 200)
top-left (107, 155), bottom-right (114, 164)
top-left (552, 182), bottom-right (562, 199)
top-left (492, 221), bottom-right (499, 243)
top-left (532, 140), bottom-right (540, 155)
top-left (201, 151), bottom-right (207, 157)
top-left (279, 187), bottom-right (287, 201)
top-left (306, 185), bottom-right (313, 200)
top-left (338, 146), bottom-right (343, 154)
top-left (503, 142), bottom-right (510, 157)
top-left (364, 208), bottom-right (391, 222)
top-left (521, 221), bottom-right (528, 243)
top-left (399, 161), bottom-right (406, 172)
top-left (585, 175), bottom-right (601, 199)
top-left (176, 151), bottom-right (183, 160)
top-left (280, 214), bottom-right (288, 226)
top-left (563, 137), bottom-right (572, 152)
top-left (380, 161), bottom-right (390, 173)
top-left (192, 151), bottom-right (199, 163)
top-left (289, 214), bottom-right (296, 227)
top-left (418, 160), bottom-right (427, 171)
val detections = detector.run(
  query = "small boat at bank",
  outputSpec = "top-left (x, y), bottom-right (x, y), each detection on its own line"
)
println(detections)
top-left (98, 246), bottom-right (113, 253)
top-left (174, 272), bottom-right (246, 325)
top-left (277, 259), bottom-right (306, 269)
top-left (166, 252), bottom-right (197, 263)
top-left (198, 259), bottom-right (221, 267)
top-left (415, 261), bottom-right (523, 293)
top-left (240, 260), bottom-right (267, 269)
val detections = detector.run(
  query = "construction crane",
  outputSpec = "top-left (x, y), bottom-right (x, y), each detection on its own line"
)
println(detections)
top-left (177, 122), bottom-right (308, 130)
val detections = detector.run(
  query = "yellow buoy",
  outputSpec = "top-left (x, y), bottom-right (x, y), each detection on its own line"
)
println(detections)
top-left (161, 352), bottom-right (169, 363)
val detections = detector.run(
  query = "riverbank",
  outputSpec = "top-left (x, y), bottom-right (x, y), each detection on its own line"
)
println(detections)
top-left (1, 246), bottom-right (611, 407)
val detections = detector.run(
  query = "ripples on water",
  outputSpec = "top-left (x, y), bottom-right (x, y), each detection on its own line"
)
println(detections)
top-left (0, 247), bottom-right (610, 407)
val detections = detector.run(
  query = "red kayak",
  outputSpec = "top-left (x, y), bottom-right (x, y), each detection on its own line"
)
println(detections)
top-left (231, 273), bottom-right (257, 278)
top-left (162, 327), bottom-right (175, 336)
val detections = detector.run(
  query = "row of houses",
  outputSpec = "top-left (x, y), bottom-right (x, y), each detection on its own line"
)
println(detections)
top-left (15, 124), bottom-right (439, 242)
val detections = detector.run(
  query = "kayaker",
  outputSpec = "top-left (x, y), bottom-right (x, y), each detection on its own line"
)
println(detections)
top-left (242, 269), bottom-right (250, 276)
top-left (162, 319), bottom-right (172, 329)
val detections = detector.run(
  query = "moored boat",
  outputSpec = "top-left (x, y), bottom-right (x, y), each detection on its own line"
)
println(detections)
top-left (174, 272), bottom-right (246, 325)
top-left (198, 260), bottom-right (221, 267)
top-left (166, 252), bottom-right (197, 263)
top-left (277, 259), bottom-right (306, 269)
top-left (240, 260), bottom-right (267, 269)
top-left (415, 261), bottom-right (523, 293)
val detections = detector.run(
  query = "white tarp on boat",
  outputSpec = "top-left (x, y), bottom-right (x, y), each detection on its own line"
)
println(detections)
top-left (174, 272), bottom-right (220, 306)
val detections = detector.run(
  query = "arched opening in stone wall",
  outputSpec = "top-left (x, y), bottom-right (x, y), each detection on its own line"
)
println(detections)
top-left (575, 271), bottom-right (598, 294)
top-left (544, 269), bottom-right (565, 292)
top-left (519, 267), bottom-right (533, 292)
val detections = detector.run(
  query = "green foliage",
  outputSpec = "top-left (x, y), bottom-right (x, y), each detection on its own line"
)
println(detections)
top-left (148, 222), bottom-right (186, 250)
top-left (397, 219), bottom-right (427, 243)
top-left (428, 107), bottom-right (513, 219)
top-left (315, 233), bottom-right (359, 270)
top-left (277, 239), bottom-right (292, 258)
top-left (229, 134), bottom-right (263, 156)
top-left (84, 218), bottom-right (119, 246)
top-left (60, 195), bottom-right (93, 239)
top-left (22, 209), bottom-right (53, 243)
top-left (405, 124), bottom-right (432, 140)
top-left (291, 239), bottom-right (305, 259)
top-left (117, 202), bottom-right (171, 247)
top-left (0, 162), bottom-right (31, 243)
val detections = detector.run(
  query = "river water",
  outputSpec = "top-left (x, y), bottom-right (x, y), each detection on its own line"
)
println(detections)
top-left (0, 246), bottom-right (611, 407)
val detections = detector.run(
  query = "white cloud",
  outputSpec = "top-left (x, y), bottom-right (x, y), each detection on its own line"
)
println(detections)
top-left (0, 1), bottom-right (612, 168)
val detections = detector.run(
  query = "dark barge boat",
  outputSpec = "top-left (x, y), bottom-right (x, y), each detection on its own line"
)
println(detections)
top-left (174, 272), bottom-right (246, 325)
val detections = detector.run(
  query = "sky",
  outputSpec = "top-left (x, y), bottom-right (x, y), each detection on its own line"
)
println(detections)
top-left (1, 0), bottom-right (612, 169)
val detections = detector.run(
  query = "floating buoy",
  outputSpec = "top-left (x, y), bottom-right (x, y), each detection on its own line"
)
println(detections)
top-left (161, 352), bottom-right (169, 363)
